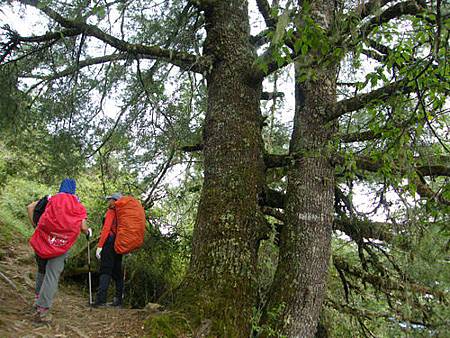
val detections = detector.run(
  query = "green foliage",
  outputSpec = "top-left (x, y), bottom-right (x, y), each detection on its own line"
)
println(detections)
top-left (125, 229), bottom-right (188, 308)
top-left (327, 215), bottom-right (450, 337)
top-left (0, 178), bottom-right (49, 241)
top-left (144, 311), bottom-right (192, 338)
top-left (252, 303), bottom-right (287, 338)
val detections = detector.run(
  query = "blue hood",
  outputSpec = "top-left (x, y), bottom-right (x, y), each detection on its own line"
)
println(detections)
top-left (59, 178), bottom-right (76, 195)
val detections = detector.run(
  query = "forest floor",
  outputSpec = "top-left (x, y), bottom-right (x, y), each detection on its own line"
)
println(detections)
top-left (0, 239), bottom-right (149, 338)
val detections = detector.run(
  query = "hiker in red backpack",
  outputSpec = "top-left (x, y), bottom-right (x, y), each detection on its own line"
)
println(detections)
top-left (93, 192), bottom-right (124, 307)
top-left (28, 178), bottom-right (91, 322)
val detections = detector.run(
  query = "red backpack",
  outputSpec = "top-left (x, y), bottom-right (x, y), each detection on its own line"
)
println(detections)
top-left (30, 193), bottom-right (87, 259)
top-left (113, 196), bottom-right (146, 254)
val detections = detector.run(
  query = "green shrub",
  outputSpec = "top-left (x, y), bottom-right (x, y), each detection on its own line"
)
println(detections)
top-left (125, 229), bottom-right (188, 307)
top-left (0, 178), bottom-right (50, 241)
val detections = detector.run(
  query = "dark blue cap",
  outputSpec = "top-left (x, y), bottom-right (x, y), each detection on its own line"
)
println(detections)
top-left (59, 178), bottom-right (76, 195)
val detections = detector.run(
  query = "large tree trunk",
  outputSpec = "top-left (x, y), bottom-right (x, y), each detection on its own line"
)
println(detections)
top-left (262, 1), bottom-right (337, 337)
top-left (152, 1), bottom-right (265, 336)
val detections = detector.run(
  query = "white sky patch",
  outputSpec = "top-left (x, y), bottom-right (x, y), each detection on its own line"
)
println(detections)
top-left (0, 3), bottom-right (47, 35)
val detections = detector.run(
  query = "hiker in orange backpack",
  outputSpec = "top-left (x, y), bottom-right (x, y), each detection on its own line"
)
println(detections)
top-left (94, 192), bottom-right (124, 307)
top-left (28, 178), bottom-right (91, 323)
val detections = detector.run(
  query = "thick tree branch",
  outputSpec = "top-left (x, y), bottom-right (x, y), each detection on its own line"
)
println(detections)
top-left (361, 48), bottom-right (386, 62)
top-left (340, 130), bottom-right (379, 143)
top-left (255, 0), bottom-right (277, 28)
top-left (416, 165), bottom-right (450, 178)
top-left (264, 153), bottom-right (291, 169)
top-left (262, 192), bottom-right (398, 243)
top-left (338, 1), bottom-right (427, 56)
top-left (9, 27), bottom-right (83, 44)
top-left (355, 0), bottom-right (395, 18)
top-left (261, 206), bottom-right (285, 222)
top-left (250, 29), bottom-right (270, 47)
top-left (334, 154), bottom-right (450, 205)
top-left (414, 176), bottom-right (450, 206)
top-left (334, 216), bottom-right (394, 243)
top-left (17, 0), bottom-right (212, 74)
top-left (329, 79), bottom-right (412, 121)
top-left (181, 144), bottom-right (204, 152)
top-left (334, 154), bottom-right (450, 178)
top-left (261, 91), bottom-right (285, 100)
top-left (265, 152), bottom-right (450, 205)
top-left (362, 1), bottom-right (424, 37)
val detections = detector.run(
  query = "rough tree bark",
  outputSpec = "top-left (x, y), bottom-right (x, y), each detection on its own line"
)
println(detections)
top-left (156, 1), bottom-right (266, 336)
top-left (262, 1), bottom-right (337, 337)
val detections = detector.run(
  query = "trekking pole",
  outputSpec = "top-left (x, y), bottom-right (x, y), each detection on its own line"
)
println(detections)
top-left (122, 254), bottom-right (127, 304)
top-left (87, 238), bottom-right (93, 306)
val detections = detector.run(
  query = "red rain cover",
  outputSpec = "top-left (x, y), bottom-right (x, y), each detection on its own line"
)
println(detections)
top-left (30, 193), bottom-right (87, 259)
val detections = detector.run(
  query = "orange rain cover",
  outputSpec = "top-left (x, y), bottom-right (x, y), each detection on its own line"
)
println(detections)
top-left (114, 196), bottom-right (146, 254)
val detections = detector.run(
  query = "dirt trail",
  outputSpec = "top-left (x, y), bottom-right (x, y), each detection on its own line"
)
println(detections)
top-left (0, 240), bottom-right (148, 338)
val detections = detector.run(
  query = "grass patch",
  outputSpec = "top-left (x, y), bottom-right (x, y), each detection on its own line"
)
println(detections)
top-left (144, 311), bottom-right (192, 337)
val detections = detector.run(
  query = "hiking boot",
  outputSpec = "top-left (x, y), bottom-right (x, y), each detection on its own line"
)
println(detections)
top-left (92, 301), bottom-right (107, 308)
top-left (33, 306), bottom-right (52, 324)
top-left (108, 297), bottom-right (123, 308)
top-left (32, 293), bottom-right (39, 311)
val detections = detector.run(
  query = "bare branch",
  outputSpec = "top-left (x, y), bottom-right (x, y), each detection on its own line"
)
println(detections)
top-left (143, 148), bottom-right (176, 208)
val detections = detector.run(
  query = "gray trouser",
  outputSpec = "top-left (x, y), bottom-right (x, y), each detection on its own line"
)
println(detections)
top-left (35, 252), bottom-right (67, 309)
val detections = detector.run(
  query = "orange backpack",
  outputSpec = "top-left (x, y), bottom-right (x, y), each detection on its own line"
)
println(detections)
top-left (114, 196), bottom-right (146, 254)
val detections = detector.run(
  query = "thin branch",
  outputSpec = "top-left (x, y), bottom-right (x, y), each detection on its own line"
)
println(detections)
top-left (143, 147), bottom-right (176, 208)
top-left (23, 53), bottom-right (128, 93)
top-left (84, 106), bottom-right (127, 159)
top-left (17, 0), bottom-right (212, 74)
top-left (415, 78), bottom-right (450, 154)
top-left (333, 255), bottom-right (448, 300)
top-left (326, 298), bottom-right (437, 329)
top-left (0, 271), bottom-right (28, 303)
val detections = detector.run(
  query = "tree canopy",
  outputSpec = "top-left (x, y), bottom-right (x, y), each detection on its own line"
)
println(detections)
top-left (0, 0), bottom-right (449, 336)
